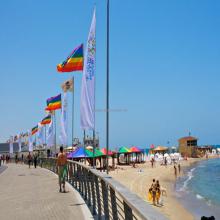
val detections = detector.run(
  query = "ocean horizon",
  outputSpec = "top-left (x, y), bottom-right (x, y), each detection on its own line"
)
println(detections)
top-left (175, 158), bottom-right (220, 220)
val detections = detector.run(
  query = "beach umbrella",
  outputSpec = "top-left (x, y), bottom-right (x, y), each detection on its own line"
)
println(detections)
top-left (118, 147), bottom-right (131, 154)
top-left (67, 147), bottom-right (88, 159)
top-left (130, 146), bottom-right (141, 153)
top-left (101, 148), bottom-right (114, 156)
top-left (86, 148), bottom-right (104, 158)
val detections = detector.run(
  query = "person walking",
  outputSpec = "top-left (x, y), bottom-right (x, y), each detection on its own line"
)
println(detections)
top-left (174, 165), bottom-right (177, 178)
top-left (156, 180), bottom-right (161, 205)
top-left (27, 152), bottom-right (32, 168)
top-left (57, 146), bottom-right (67, 193)
top-left (150, 157), bottom-right (155, 168)
top-left (150, 179), bottom-right (157, 206)
top-left (178, 163), bottom-right (181, 174)
top-left (33, 154), bottom-right (38, 168)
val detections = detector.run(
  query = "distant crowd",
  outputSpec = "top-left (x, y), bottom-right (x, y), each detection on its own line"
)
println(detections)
top-left (0, 153), bottom-right (39, 168)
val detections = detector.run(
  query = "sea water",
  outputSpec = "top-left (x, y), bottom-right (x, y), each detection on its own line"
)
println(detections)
top-left (175, 158), bottom-right (220, 220)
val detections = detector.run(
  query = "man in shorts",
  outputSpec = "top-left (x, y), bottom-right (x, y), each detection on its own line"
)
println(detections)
top-left (57, 146), bottom-right (67, 193)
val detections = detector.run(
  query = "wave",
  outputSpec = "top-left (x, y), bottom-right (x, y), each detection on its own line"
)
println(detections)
top-left (178, 167), bottom-right (195, 192)
top-left (196, 194), bottom-right (204, 200)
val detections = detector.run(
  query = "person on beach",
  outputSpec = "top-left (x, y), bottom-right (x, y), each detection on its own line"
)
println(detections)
top-left (27, 152), bottom-right (32, 168)
top-left (178, 163), bottom-right (181, 174)
top-left (150, 157), bottom-right (154, 168)
top-left (2, 155), bottom-right (5, 164)
top-left (57, 146), bottom-right (68, 193)
top-left (156, 180), bottom-right (161, 205)
top-left (150, 179), bottom-right (157, 205)
top-left (15, 154), bottom-right (18, 164)
top-left (33, 154), bottom-right (38, 168)
top-left (164, 157), bottom-right (167, 167)
top-left (174, 165), bottom-right (177, 178)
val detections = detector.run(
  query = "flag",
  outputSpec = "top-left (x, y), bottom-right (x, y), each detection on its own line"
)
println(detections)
top-left (18, 134), bottom-right (22, 152)
top-left (32, 125), bottom-right (38, 135)
top-left (46, 94), bottom-right (61, 111)
top-left (28, 131), bottom-right (33, 152)
top-left (9, 136), bottom-right (13, 154)
top-left (59, 92), bottom-right (68, 146)
top-left (47, 119), bottom-right (55, 147)
top-left (41, 115), bottom-right (51, 125)
top-left (57, 44), bottom-right (84, 72)
top-left (61, 78), bottom-right (74, 92)
top-left (80, 8), bottom-right (96, 130)
top-left (37, 123), bottom-right (44, 145)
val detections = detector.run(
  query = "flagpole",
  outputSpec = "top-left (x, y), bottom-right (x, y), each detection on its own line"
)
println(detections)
top-left (93, 130), bottom-right (95, 168)
top-left (44, 125), bottom-right (47, 147)
top-left (54, 112), bottom-right (57, 156)
top-left (72, 76), bottom-right (74, 148)
top-left (106, 0), bottom-right (110, 174)
top-left (84, 130), bottom-right (86, 164)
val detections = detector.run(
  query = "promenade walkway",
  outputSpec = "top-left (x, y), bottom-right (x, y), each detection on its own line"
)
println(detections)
top-left (0, 163), bottom-right (93, 220)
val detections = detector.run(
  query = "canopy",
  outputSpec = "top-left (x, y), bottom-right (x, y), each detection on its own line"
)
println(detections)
top-left (118, 147), bottom-right (131, 154)
top-left (67, 147), bottom-right (88, 159)
top-left (101, 148), bottom-right (114, 156)
top-left (153, 146), bottom-right (168, 151)
top-left (86, 148), bottom-right (104, 157)
top-left (130, 146), bottom-right (141, 153)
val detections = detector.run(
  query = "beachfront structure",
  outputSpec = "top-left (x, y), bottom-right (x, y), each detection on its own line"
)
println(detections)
top-left (84, 136), bottom-right (99, 148)
top-left (178, 136), bottom-right (198, 157)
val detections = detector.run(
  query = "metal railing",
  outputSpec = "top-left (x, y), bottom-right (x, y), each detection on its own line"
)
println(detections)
top-left (40, 158), bottom-right (168, 220)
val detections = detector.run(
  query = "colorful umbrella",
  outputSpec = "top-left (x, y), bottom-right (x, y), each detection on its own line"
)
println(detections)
top-left (100, 148), bottom-right (114, 156)
top-left (118, 147), bottom-right (131, 154)
top-left (130, 146), bottom-right (141, 153)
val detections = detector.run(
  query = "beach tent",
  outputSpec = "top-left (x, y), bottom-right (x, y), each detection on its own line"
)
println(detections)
top-left (117, 147), bottom-right (132, 165)
top-left (153, 146), bottom-right (168, 154)
top-left (67, 147), bottom-right (89, 159)
top-left (130, 146), bottom-right (141, 153)
top-left (86, 148), bottom-right (104, 157)
top-left (130, 146), bottom-right (144, 163)
top-left (100, 148), bottom-right (114, 156)
top-left (118, 147), bottom-right (131, 154)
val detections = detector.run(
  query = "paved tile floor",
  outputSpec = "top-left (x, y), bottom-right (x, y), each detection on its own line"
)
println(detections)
top-left (0, 163), bottom-right (93, 220)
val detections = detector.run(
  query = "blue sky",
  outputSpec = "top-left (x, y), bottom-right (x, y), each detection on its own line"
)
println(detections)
top-left (0, 0), bottom-right (220, 148)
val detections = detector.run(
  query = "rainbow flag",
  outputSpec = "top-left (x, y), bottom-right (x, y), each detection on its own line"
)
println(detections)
top-left (46, 94), bottom-right (62, 111)
top-left (57, 44), bottom-right (84, 72)
top-left (32, 125), bottom-right (38, 135)
top-left (41, 115), bottom-right (51, 125)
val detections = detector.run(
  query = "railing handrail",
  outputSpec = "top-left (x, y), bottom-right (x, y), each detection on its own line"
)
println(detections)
top-left (43, 158), bottom-right (168, 220)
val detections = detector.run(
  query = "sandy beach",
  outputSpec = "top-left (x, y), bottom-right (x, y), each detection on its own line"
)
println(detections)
top-left (109, 158), bottom-right (207, 220)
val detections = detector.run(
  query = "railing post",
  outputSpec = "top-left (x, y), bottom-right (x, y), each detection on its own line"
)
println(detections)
top-left (86, 170), bottom-right (92, 207)
top-left (90, 173), bottom-right (96, 215)
top-left (110, 187), bottom-right (118, 220)
top-left (101, 179), bottom-right (109, 220)
top-left (95, 175), bottom-right (101, 217)
top-left (123, 201), bottom-right (133, 220)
